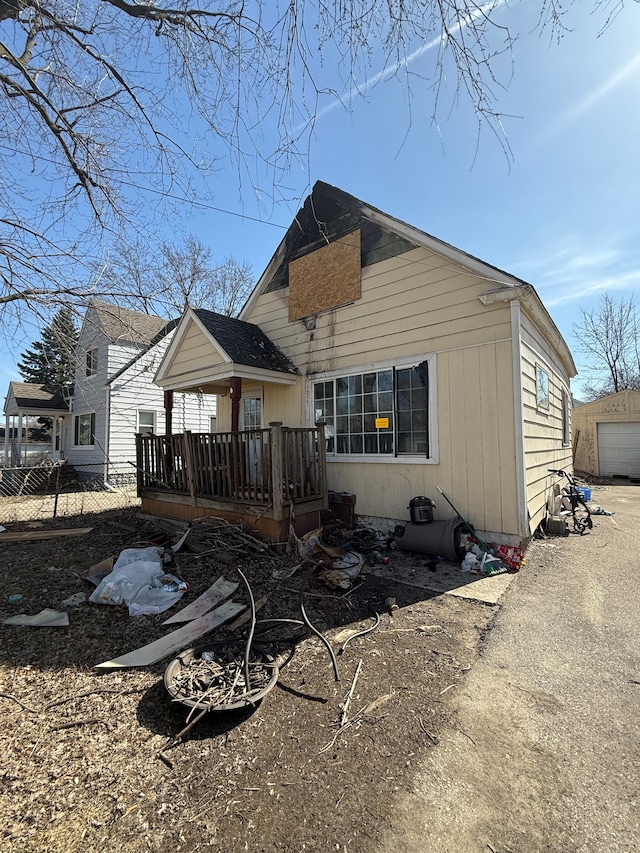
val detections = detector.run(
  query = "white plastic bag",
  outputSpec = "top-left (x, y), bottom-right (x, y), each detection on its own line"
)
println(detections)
top-left (113, 547), bottom-right (163, 570)
top-left (89, 560), bottom-right (163, 607)
top-left (89, 550), bottom-right (186, 616)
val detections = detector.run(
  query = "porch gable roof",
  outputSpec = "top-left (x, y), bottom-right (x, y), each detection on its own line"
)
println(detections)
top-left (154, 308), bottom-right (299, 393)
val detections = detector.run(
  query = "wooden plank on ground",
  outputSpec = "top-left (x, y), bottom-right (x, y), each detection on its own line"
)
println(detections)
top-left (162, 576), bottom-right (239, 625)
top-left (0, 527), bottom-right (93, 542)
top-left (95, 599), bottom-right (245, 669)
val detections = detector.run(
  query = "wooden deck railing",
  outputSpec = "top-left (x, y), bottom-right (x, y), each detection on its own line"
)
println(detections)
top-left (136, 422), bottom-right (326, 517)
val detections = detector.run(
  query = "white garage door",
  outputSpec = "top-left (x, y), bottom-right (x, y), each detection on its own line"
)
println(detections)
top-left (597, 422), bottom-right (640, 477)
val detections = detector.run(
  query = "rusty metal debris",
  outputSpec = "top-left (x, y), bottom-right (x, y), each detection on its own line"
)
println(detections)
top-left (164, 645), bottom-right (279, 713)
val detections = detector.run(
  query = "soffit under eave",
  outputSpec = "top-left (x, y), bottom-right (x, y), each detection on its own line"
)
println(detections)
top-left (4, 405), bottom-right (69, 418)
top-left (156, 363), bottom-right (299, 394)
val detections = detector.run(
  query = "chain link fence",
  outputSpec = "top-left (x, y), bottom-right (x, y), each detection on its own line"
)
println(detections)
top-left (0, 461), bottom-right (141, 524)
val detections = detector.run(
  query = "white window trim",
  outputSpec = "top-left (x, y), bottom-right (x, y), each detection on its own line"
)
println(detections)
top-left (137, 410), bottom-right (156, 434)
top-left (242, 394), bottom-right (263, 430)
top-left (561, 387), bottom-right (570, 446)
top-left (535, 363), bottom-right (550, 411)
top-left (307, 353), bottom-right (438, 464)
top-left (86, 348), bottom-right (98, 378)
top-left (73, 412), bottom-right (96, 448)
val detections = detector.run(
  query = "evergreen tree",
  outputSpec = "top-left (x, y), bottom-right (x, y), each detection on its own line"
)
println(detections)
top-left (17, 308), bottom-right (78, 386)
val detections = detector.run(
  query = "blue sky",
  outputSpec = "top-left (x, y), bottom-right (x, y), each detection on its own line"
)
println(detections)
top-left (2, 2), bottom-right (639, 398)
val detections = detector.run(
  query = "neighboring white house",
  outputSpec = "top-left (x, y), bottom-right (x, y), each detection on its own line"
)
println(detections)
top-left (64, 300), bottom-right (217, 483)
top-left (0, 300), bottom-right (214, 485)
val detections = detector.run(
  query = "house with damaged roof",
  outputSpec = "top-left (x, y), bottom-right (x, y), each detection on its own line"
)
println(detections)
top-left (142, 181), bottom-right (576, 544)
top-left (3, 300), bottom-right (217, 484)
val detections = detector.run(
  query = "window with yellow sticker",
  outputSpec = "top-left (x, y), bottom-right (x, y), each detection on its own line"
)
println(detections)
top-left (313, 363), bottom-right (428, 457)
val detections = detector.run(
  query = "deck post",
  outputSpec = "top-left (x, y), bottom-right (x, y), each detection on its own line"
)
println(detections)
top-left (316, 422), bottom-right (328, 508)
top-left (164, 390), bottom-right (174, 436)
top-left (182, 430), bottom-right (197, 502)
top-left (230, 377), bottom-right (242, 432)
top-left (135, 433), bottom-right (143, 496)
top-left (270, 422), bottom-right (284, 522)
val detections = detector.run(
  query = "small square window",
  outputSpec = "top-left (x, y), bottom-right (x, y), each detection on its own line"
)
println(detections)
top-left (137, 411), bottom-right (155, 435)
top-left (536, 366), bottom-right (549, 410)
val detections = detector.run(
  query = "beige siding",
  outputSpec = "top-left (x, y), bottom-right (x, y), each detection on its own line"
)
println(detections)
top-left (164, 318), bottom-right (225, 381)
top-left (245, 247), bottom-right (520, 539)
top-left (251, 249), bottom-right (513, 374)
top-left (520, 309), bottom-right (573, 532)
top-left (573, 390), bottom-right (640, 475)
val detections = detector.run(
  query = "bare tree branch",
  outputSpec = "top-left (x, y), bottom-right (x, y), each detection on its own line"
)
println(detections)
top-left (0, 0), bottom-right (629, 338)
top-left (573, 293), bottom-right (640, 398)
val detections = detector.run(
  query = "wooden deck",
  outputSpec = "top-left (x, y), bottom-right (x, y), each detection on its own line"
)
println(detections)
top-left (136, 422), bottom-right (327, 539)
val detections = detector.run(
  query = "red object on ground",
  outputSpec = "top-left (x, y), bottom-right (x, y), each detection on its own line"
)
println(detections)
top-left (495, 545), bottom-right (524, 571)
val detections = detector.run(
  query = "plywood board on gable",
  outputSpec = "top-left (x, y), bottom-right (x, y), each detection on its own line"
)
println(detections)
top-left (288, 229), bottom-right (361, 321)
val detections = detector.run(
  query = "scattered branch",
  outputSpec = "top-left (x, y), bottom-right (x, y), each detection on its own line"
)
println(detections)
top-left (0, 691), bottom-right (39, 713)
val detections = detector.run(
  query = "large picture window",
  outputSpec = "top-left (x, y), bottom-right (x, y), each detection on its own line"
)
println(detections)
top-left (314, 362), bottom-right (429, 457)
top-left (74, 412), bottom-right (95, 447)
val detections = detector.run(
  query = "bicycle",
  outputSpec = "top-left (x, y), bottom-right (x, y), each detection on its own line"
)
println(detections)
top-left (548, 468), bottom-right (593, 535)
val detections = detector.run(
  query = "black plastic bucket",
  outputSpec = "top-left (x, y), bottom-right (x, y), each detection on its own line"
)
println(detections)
top-left (408, 496), bottom-right (435, 524)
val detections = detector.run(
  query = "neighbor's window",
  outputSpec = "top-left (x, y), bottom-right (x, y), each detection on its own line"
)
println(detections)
top-left (137, 411), bottom-right (155, 435)
top-left (85, 348), bottom-right (98, 377)
top-left (209, 416), bottom-right (218, 433)
top-left (243, 397), bottom-right (262, 430)
top-left (313, 363), bottom-right (429, 456)
top-left (74, 412), bottom-right (95, 446)
top-left (561, 388), bottom-right (570, 445)
top-left (536, 365), bottom-right (550, 410)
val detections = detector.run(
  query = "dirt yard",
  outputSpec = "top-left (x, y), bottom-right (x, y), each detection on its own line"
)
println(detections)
top-left (0, 509), bottom-right (502, 853)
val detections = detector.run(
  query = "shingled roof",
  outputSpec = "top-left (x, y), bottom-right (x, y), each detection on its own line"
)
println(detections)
top-left (89, 300), bottom-right (168, 346)
top-left (193, 309), bottom-right (298, 375)
top-left (7, 382), bottom-right (71, 413)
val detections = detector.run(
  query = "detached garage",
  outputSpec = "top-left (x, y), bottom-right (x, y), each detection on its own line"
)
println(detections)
top-left (573, 390), bottom-right (640, 478)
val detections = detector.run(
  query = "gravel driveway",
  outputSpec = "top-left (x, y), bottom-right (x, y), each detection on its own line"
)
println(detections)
top-left (381, 483), bottom-right (640, 853)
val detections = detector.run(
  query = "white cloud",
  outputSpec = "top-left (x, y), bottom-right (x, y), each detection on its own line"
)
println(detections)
top-left (508, 238), bottom-right (640, 308)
